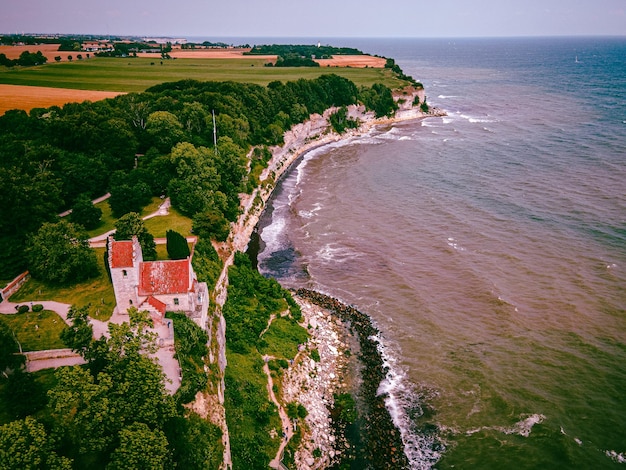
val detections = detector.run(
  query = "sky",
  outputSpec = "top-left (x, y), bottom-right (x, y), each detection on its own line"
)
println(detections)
top-left (1, 0), bottom-right (625, 39)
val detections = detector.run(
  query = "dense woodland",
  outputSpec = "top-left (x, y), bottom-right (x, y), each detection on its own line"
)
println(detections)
top-left (0, 71), bottom-right (406, 467)
top-left (0, 74), bottom-right (398, 280)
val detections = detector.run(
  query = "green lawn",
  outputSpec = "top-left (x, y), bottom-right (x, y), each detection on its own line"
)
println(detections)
top-left (0, 57), bottom-right (405, 92)
top-left (144, 206), bottom-right (193, 238)
top-left (86, 197), bottom-right (166, 239)
top-left (10, 248), bottom-right (115, 321)
top-left (0, 310), bottom-right (67, 351)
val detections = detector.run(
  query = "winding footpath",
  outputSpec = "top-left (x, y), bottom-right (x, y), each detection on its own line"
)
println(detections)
top-left (263, 355), bottom-right (294, 470)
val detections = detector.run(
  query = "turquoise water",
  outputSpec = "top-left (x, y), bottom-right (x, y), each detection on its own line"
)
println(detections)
top-left (255, 37), bottom-right (626, 468)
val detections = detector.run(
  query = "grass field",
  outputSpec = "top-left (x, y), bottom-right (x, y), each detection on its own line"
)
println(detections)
top-left (0, 310), bottom-right (67, 351)
top-left (0, 56), bottom-right (404, 93)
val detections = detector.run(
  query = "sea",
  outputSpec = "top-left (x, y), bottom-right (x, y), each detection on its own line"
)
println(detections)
top-left (212, 36), bottom-right (626, 468)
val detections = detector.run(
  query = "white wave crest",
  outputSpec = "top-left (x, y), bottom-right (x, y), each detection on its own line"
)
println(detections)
top-left (260, 217), bottom-right (286, 254)
top-left (606, 450), bottom-right (626, 463)
top-left (458, 113), bottom-right (497, 124)
top-left (371, 333), bottom-right (442, 469)
top-left (466, 414), bottom-right (546, 438)
top-left (504, 414), bottom-right (546, 437)
top-left (447, 237), bottom-right (466, 252)
top-left (298, 202), bottom-right (322, 219)
top-left (316, 243), bottom-right (358, 263)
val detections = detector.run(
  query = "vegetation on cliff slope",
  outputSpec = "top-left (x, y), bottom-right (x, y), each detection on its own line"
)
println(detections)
top-left (1, 63), bottom-right (418, 468)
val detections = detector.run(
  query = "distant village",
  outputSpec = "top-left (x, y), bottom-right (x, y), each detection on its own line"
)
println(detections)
top-left (0, 33), bottom-right (244, 57)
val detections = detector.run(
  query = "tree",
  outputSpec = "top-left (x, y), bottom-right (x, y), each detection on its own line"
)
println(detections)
top-left (166, 229), bottom-right (190, 259)
top-left (107, 422), bottom-right (170, 470)
top-left (0, 318), bottom-right (25, 373)
top-left (114, 212), bottom-right (156, 260)
top-left (108, 171), bottom-right (152, 218)
top-left (50, 310), bottom-right (175, 458)
top-left (1, 369), bottom-right (47, 419)
top-left (70, 193), bottom-right (102, 230)
top-left (0, 165), bottom-right (64, 239)
top-left (192, 209), bottom-right (230, 242)
top-left (25, 220), bottom-right (99, 285)
top-left (48, 366), bottom-right (117, 454)
top-left (165, 414), bottom-right (222, 470)
top-left (60, 305), bottom-right (94, 357)
top-left (146, 111), bottom-right (184, 152)
top-left (0, 417), bottom-right (72, 469)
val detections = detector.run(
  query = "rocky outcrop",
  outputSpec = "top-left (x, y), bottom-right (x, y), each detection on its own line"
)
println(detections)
top-left (295, 289), bottom-right (410, 469)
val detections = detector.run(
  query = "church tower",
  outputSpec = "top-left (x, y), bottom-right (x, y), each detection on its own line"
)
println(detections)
top-left (108, 236), bottom-right (143, 314)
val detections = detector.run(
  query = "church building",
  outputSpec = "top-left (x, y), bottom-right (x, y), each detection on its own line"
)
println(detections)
top-left (107, 236), bottom-right (208, 326)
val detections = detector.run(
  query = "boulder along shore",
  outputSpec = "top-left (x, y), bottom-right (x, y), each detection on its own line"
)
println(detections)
top-left (290, 289), bottom-right (411, 470)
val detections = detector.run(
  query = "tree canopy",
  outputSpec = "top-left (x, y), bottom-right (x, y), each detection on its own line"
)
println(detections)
top-left (0, 73), bottom-right (400, 277)
top-left (113, 212), bottom-right (157, 261)
top-left (25, 220), bottom-right (99, 285)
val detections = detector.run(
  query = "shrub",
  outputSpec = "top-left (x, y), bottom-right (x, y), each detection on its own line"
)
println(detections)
top-left (166, 229), bottom-right (190, 260)
top-left (333, 393), bottom-right (357, 424)
top-left (31, 304), bottom-right (44, 312)
top-left (268, 359), bottom-right (289, 372)
top-left (310, 348), bottom-right (320, 362)
top-left (17, 305), bottom-right (29, 314)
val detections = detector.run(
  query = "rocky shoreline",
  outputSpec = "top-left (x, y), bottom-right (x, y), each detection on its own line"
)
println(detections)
top-left (219, 93), bottom-right (444, 468)
top-left (291, 289), bottom-right (411, 470)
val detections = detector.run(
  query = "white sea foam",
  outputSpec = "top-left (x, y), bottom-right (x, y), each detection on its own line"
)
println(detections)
top-left (260, 216), bottom-right (286, 254)
top-left (447, 237), bottom-right (466, 252)
top-left (372, 333), bottom-right (442, 469)
top-left (465, 414), bottom-right (545, 438)
top-left (458, 113), bottom-right (497, 124)
top-left (505, 414), bottom-right (546, 437)
top-left (438, 95), bottom-right (458, 99)
top-left (316, 243), bottom-right (356, 263)
top-left (605, 450), bottom-right (626, 463)
top-left (298, 202), bottom-right (322, 219)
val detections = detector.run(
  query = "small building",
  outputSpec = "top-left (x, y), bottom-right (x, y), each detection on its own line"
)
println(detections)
top-left (107, 236), bottom-right (208, 325)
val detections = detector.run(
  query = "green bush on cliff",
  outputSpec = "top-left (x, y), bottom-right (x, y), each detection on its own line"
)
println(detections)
top-left (166, 312), bottom-right (209, 405)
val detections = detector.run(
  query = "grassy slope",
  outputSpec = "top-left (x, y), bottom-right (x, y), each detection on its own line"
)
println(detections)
top-left (0, 57), bottom-right (405, 92)
top-left (0, 310), bottom-right (67, 351)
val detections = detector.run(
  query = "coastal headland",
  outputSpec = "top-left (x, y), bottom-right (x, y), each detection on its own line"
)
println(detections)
top-left (215, 93), bottom-right (445, 468)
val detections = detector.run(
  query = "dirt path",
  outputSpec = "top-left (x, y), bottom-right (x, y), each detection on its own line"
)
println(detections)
top-left (263, 355), bottom-right (294, 469)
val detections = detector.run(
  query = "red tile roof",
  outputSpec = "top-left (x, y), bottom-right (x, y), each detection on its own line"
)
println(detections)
top-left (138, 259), bottom-right (191, 295)
top-left (110, 240), bottom-right (134, 268)
top-left (144, 295), bottom-right (167, 315)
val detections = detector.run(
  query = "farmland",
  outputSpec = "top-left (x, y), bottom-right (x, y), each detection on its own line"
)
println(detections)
top-left (0, 53), bottom-right (404, 115)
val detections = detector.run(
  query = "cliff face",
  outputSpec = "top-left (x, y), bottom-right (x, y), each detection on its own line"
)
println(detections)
top-left (195, 92), bottom-right (441, 469)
